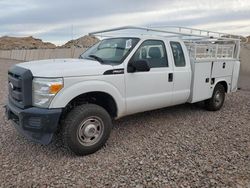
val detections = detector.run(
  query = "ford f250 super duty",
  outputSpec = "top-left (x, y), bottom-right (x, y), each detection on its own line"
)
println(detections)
top-left (5, 26), bottom-right (246, 155)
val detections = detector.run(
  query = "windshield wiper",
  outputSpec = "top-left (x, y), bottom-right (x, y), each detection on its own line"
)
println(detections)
top-left (89, 55), bottom-right (104, 63)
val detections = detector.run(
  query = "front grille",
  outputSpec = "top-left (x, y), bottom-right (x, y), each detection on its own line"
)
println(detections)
top-left (8, 65), bottom-right (33, 109)
top-left (8, 73), bottom-right (22, 102)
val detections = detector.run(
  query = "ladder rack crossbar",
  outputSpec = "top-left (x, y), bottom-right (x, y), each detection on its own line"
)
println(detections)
top-left (150, 26), bottom-right (238, 39)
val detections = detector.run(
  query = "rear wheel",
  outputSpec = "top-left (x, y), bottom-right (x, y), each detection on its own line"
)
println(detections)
top-left (205, 84), bottom-right (225, 111)
top-left (62, 104), bottom-right (112, 156)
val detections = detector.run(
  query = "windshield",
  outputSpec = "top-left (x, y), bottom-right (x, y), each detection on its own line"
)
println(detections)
top-left (80, 38), bottom-right (140, 65)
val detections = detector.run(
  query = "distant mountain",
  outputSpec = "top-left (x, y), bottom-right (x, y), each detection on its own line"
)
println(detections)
top-left (0, 35), bottom-right (99, 50)
top-left (1, 34), bottom-right (247, 50)
top-left (60, 35), bottom-right (99, 48)
top-left (0, 36), bottom-right (56, 50)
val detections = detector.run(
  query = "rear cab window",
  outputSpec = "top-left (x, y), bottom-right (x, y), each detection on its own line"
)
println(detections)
top-left (170, 41), bottom-right (186, 67)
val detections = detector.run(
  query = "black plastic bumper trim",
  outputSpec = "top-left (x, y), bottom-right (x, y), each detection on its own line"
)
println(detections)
top-left (5, 101), bottom-right (62, 145)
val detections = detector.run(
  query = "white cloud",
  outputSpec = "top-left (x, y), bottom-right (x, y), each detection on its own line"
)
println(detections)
top-left (0, 0), bottom-right (249, 44)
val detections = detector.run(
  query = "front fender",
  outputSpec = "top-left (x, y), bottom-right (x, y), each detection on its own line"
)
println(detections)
top-left (49, 80), bottom-right (126, 117)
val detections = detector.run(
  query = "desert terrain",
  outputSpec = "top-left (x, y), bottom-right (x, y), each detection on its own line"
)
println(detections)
top-left (0, 35), bottom-right (249, 187)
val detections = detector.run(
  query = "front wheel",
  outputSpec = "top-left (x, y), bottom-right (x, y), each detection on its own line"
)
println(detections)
top-left (205, 84), bottom-right (225, 111)
top-left (62, 104), bottom-right (112, 156)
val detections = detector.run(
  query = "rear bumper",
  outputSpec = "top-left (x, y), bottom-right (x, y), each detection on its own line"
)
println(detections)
top-left (5, 101), bottom-right (62, 145)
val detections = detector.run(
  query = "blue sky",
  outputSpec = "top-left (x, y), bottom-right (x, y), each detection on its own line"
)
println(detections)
top-left (0, 0), bottom-right (249, 45)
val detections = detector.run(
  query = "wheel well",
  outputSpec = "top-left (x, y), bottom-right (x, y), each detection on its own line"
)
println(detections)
top-left (217, 81), bottom-right (228, 92)
top-left (65, 92), bottom-right (118, 118)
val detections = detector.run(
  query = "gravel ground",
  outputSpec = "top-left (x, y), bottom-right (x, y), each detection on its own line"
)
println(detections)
top-left (0, 58), bottom-right (250, 187)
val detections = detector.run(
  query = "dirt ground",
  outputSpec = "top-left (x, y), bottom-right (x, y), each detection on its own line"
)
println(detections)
top-left (0, 58), bottom-right (249, 187)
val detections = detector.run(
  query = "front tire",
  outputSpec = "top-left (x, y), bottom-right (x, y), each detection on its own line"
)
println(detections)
top-left (62, 104), bottom-right (112, 156)
top-left (205, 84), bottom-right (225, 111)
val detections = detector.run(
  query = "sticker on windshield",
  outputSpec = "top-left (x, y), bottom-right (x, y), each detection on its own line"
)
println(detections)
top-left (125, 39), bottom-right (132, 49)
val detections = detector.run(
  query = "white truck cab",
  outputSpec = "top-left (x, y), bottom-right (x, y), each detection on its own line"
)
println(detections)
top-left (5, 26), bottom-right (245, 155)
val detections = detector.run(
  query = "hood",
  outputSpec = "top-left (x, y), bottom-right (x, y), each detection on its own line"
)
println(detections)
top-left (17, 58), bottom-right (113, 77)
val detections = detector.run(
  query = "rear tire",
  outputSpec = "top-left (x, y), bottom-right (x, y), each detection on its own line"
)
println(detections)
top-left (61, 104), bottom-right (112, 156)
top-left (205, 84), bottom-right (225, 111)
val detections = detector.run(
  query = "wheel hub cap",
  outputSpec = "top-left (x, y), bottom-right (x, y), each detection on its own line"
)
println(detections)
top-left (83, 124), bottom-right (97, 137)
top-left (77, 116), bottom-right (104, 146)
top-left (215, 92), bottom-right (222, 105)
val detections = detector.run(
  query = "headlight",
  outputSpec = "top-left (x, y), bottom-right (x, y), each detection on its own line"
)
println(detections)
top-left (32, 77), bottom-right (63, 108)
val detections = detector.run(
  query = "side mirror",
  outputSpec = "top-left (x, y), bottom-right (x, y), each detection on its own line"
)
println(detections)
top-left (128, 60), bottom-right (150, 73)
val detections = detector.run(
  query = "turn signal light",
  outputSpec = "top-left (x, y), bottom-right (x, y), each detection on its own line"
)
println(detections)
top-left (50, 84), bottom-right (63, 94)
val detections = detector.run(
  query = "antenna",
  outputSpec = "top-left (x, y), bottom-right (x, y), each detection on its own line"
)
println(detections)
top-left (71, 24), bottom-right (74, 41)
top-left (70, 24), bottom-right (75, 57)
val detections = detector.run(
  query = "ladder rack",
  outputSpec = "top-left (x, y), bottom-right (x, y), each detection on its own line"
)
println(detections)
top-left (89, 26), bottom-right (246, 42)
top-left (89, 26), bottom-right (247, 60)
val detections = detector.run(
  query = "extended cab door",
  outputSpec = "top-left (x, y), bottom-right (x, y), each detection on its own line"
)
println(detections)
top-left (125, 39), bottom-right (174, 115)
top-left (169, 41), bottom-right (192, 105)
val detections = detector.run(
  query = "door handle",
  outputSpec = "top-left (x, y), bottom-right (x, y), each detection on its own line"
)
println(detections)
top-left (168, 73), bottom-right (173, 82)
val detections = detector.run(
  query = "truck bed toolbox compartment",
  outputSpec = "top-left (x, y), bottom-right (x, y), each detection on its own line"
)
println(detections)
top-left (211, 61), bottom-right (234, 78)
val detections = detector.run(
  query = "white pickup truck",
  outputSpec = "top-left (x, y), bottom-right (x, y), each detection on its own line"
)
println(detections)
top-left (5, 26), bottom-right (245, 155)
